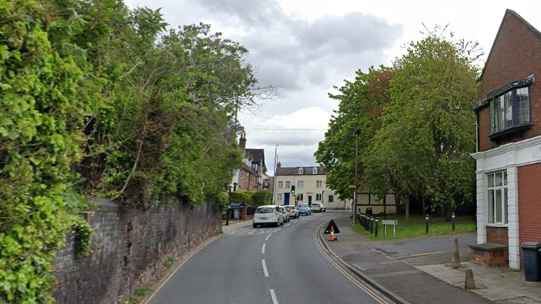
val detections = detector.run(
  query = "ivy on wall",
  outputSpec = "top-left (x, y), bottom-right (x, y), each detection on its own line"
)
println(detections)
top-left (1, 0), bottom-right (263, 302)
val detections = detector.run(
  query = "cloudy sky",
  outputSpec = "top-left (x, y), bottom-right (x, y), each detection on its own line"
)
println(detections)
top-left (125, 0), bottom-right (541, 175)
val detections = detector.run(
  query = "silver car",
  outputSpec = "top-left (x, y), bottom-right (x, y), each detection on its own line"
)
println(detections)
top-left (284, 205), bottom-right (299, 219)
top-left (253, 205), bottom-right (284, 228)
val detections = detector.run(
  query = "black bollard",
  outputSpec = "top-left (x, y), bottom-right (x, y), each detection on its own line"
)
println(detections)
top-left (452, 212), bottom-right (456, 232)
top-left (375, 217), bottom-right (379, 237)
top-left (225, 207), bottom-right (230, 226)
top-left (370, 216), bottom-right (374, 234)
top-left (425, 214), bottom-right (429, 234)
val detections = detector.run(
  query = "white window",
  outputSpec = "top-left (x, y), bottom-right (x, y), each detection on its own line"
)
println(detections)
top-left (487, 171), bottom-right (508, 224)
top-left (278, 181), bottom-right (283, 188)
top-left (316, 193), bottom-right (322, 201)
top-left (298, 194), bottom-right (303, 201)
top-left (298, 167), bottom-right (304, 174)
top-left (298, 181), bottom-right (304, 188)
top-left (277, 193), bottom-right (283, 201)
top-left (312, 167), bottom-right (318, 174)
top-left (316, 180), bottom-right (323, 188)
top-left (285, 181), bottom-right (291, 188)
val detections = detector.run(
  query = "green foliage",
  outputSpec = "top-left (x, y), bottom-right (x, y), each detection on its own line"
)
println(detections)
top-left (1, 0), bottom-right (258, 303)
top-left (315, 66), bottom-right (394, 200)
top-left (229, 191), bottom-right (253, 204)
top-left (0, 0), bottom-right (103, 302)
top-left (73, 217), bottom-right (93, 258)
top-left (366, 26), bottom-right (481, 215)
top-left (78, 19), bottom-right (249, 206)
top-left (251, 190), bottom-right (272, 206)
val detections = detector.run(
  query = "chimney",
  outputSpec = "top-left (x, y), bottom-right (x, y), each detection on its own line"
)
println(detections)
top-left (238, 131), bottom-right (246, 150)
top-left (277, 162), bottom-right (281, 168)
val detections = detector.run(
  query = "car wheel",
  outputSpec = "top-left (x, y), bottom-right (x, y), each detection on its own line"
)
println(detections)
top-left (253, 223), bottom-right (257, 228)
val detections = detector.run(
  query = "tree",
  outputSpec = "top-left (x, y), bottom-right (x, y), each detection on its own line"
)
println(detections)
top-left (315, 66), bottom-right (394, 200)
top-left (366, 25), bottom-right (482, 220)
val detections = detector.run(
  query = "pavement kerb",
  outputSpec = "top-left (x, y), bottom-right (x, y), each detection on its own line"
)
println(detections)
top-left (317, 217), bottom-right (411, 304)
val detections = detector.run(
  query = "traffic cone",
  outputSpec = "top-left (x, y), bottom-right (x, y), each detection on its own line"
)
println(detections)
top-left (329, 227), bottom-right (335, 241)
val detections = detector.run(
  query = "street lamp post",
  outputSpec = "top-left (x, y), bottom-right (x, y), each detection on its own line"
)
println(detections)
top-left (273, 145), bottom-right (278, 204)
top-left (353, 129), bottom-right (361, 226)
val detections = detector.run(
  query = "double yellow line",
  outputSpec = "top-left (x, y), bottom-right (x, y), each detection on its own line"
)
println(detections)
top-left (313, 220), bottom-right (392, 304)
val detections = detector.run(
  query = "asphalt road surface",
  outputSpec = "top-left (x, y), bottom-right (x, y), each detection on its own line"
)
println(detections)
top-left (147, 211), bottom-right (393, 304)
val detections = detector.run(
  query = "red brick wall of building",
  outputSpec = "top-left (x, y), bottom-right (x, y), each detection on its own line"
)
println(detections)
top-left (486, 226), bottom-right (509, 245)
top-left (518, 163), bottom-right (541, 269)
top-left (477, 13), bottom-right (541, 152)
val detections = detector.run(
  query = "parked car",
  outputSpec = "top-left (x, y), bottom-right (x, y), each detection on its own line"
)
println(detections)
top-left (279, 206), bottom-right (290, 222)
top-left (253, 205), bottom-right (284, 228)
top-left (284, 205), bottom-right (299, 219)
top-left (310, 202), bottom-right (326, 212)
top-left (297, 203), bottom-right (311, 216)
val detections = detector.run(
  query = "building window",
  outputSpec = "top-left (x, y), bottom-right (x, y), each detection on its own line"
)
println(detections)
top-left (487, 171), bottom-right (508, 225)
top-left (316, 180), bottom-right (323, 188)
top-left (278, 181), bottom-right (283, 188)
top-left (489, 76), bottom-right (532, 135)
top-left (298, 167), bottom-right (304, 174)
top-left (277, 193), bottom-right (283, 201)
top-left (285, 181), bottom-right (291, 188)
top-left (312, 167), bottom-right (318, 174)
top-left (297, 194), bottom-right (303, 201)
top-left (316, 193), bottom-right (322, 201)
top-left (328, 195), bottom-right (334, 203)
top-left (298, 181), bottom-right (304, 188)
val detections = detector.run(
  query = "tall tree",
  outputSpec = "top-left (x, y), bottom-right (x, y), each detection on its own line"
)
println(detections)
top-left (366, 25), bottom-right (482, 219)
top-left (315, 66), bottom-right (393, 200)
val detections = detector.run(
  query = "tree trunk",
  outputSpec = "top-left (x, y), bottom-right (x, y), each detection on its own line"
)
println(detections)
top-left (421, 193), bottom-right (427, 216)
top-left (405, 196), bottom-right (410, 226)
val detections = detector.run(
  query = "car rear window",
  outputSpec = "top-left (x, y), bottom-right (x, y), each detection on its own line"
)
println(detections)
top-left (285, 206), bottom-right (294, 210)
top-left (299, 204), bottom-right (307, 207)
top-left (256, 207), bottom-right (274, 213)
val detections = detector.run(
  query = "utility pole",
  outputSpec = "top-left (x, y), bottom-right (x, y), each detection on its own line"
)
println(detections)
top-left (353, 129), bottom-right (361, 226)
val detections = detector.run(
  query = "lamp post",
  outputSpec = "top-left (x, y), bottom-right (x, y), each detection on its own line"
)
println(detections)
top-left (273, 145), bottom-right (279, 204)
top-left (353, 129), bottom-right (361, 226)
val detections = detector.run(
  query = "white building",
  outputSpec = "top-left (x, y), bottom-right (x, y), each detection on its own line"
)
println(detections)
top-left (273, 164), bottom-right (348, 209)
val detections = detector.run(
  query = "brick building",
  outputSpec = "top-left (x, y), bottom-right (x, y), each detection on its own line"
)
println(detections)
top-left (472, 10), bottom-right (541, 270)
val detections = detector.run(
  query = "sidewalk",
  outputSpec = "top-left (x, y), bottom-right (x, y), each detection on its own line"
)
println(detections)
top-left (321, 213), bottom-right (541, 304)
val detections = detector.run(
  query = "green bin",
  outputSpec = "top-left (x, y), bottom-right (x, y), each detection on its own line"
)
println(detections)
top-left (521, 242), bottom-right (541, 282)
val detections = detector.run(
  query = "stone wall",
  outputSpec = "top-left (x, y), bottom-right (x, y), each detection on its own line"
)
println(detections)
top-left (53, 199), bottom-right (222, 304)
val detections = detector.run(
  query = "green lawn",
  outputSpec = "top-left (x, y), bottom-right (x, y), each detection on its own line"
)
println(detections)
top-left (353, 214), bottom-right (476, 240)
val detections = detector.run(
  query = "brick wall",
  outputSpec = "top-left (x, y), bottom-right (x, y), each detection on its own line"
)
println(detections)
top-left (486, 226), bottom-right (509, 245)
top-left (477, 12), bottom-right (541, 152)
top-left (53, 199), bottom-right (221, 304)
top-left (518, 163), bottom-right (541, 269)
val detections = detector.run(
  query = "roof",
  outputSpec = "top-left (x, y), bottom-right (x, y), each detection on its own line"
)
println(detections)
top-left (275, 166), bottom-right (326, 176)
top-left (478, 9), bottom-right (541, 81)
top-left (245, 148), bottom-right (266, 168)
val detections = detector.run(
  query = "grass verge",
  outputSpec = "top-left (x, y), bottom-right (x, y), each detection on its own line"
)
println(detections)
top-left (353, 214), bottom-right (476, 240)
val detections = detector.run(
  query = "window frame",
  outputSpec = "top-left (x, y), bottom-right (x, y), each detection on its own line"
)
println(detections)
top-left (285, 181), bottom-right (291, 188)
top-left (316, 193), bottom-right (322, 201)
top-left (488, 75), bottom-right (533, 138)
top-left (487, 171), bottom-right (508, 225)
top-left (316, 180), bottom-right (323, 188)
top-left (277, 181), bottom-right (283, 189)
top-left (297, 181), bottom-right (304, 188)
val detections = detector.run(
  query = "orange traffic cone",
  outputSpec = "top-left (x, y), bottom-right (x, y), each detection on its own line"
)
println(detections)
top-left (329, 227), bottom-right (335, 241)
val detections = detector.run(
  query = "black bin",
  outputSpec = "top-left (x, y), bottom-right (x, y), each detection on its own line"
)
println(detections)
top-left (366, 208), bottom-right (372, 216)
top-left (521, 242), bottom-right (541, 282)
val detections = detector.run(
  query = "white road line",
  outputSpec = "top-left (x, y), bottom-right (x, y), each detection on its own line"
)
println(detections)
top-left (262, 259), bottom-right (269, 277)
top-left (269, 289), bottom-right (279, 304)
top-left (265, 234), bottom-right (272, 241)
top-left (262, 243), bottom-right (266, 254)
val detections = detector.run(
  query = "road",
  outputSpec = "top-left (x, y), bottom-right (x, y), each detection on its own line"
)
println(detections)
top-left (147, 211), bottom-right (394, 304)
